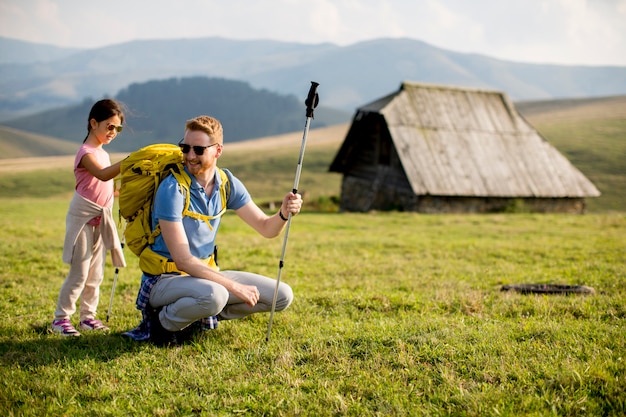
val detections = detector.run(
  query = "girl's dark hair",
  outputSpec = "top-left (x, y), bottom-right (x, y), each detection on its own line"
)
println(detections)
top-left (84, 99), bottom-right (126, 142)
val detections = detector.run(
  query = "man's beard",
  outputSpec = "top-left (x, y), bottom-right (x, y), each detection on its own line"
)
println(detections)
top-left (184, 158), bottom-right (209, 176)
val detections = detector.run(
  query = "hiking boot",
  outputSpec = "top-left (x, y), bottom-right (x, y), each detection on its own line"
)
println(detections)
top-left (173, 322), bottom-right (201, 345)
top-left (52, 319), bottom-right (80, 337)
top-left (148, 308), bottom-right (177, 346)
top-left (79, 319), bottom-right (109, 331)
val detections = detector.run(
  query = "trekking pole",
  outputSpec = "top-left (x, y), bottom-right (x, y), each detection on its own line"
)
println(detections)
top-left (106, 235), bottom-right (124, 322)
top-left (266, 81), bottom-right (319, 342)
top-left (106, 243), bottom-right (123, 322)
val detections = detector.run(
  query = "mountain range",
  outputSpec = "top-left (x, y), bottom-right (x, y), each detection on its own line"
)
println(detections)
top-left (1, 36), bottom-right (625, 122)
top-left (1, 76), bottom-right (349, 152)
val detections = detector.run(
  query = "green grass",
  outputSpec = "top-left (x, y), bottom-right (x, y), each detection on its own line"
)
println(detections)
top-left (0, 169), bottom-right (76, 198)
top-left (0, 99), bottom-right (624, 414)
top-left (0, 196), bottom-right (624, 416)
top-left (219, 146), bottom-right (343, 207)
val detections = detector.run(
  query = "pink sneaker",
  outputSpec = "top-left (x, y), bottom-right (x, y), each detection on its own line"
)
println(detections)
top-left (79, 319), bottom-right (109, 331)
top-left (52, 319), bottom-right (80, 337)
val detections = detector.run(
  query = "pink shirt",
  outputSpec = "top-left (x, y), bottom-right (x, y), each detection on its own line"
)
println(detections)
top-left (74, 144), bottom-right (114, 224)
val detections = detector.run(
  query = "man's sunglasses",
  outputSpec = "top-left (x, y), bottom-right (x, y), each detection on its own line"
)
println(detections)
top-left (178, 140), bottom-right (219, 156)
top-left (106, 123), bottom-right (123, 133)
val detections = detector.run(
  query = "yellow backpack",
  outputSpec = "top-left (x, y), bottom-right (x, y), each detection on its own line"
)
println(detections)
top-left (119, 143), bottom-right (230, 275)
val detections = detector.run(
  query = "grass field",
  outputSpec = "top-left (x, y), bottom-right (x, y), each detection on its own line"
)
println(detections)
top-left (0, 98), bottom-right (625, 415)
top-left (0, 196), bottom-right (625, 415)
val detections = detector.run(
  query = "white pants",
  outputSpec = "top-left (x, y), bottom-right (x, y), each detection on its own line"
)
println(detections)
top-left (54, 225), bottom-right (106, 321)
top-left (148, 271), bottom-right (294, 331)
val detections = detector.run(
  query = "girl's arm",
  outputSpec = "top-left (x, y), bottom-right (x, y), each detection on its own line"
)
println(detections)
top-left (79, 154), bottom-right (122, 181)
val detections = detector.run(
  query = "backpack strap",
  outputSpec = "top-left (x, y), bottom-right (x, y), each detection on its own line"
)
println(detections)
top-left (221, 168), bottom-right (231, 202)
top-left (146, 167), bottom-right (230, 246)
top-left (178, 167), bottom-right (230, 230)
top-left (141, 167), bottom-right (230, 275)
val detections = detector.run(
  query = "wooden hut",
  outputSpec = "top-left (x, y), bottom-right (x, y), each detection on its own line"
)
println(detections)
top-left (329, 81), bottom-right (600, 213)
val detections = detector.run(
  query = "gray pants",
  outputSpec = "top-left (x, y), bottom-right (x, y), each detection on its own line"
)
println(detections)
top-left (149, 271), bottom-right (294, 331)
top-left (54, 225), bottom-right (105, 322)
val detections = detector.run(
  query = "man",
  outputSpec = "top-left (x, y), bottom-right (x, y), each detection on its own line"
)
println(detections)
top-left (125, 115), bottom-right (300, 345)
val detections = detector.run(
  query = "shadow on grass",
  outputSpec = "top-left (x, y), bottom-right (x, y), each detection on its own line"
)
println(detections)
top-left (0, 322), bottom-right (147, 368)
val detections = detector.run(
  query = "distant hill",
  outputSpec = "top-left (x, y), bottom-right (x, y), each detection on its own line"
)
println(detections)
top-left (1, 36), bottom-right (625, 121)
top-left (1, 76), bottom-right (351, 153)
top-left (0, 37), bottom-right (82, 65)
top-left (516, 95), bottom-right (626, 119)
top-left (0, 125), bottom-right (78, 158)
top-left (2, 94), bottom-right (623, 159)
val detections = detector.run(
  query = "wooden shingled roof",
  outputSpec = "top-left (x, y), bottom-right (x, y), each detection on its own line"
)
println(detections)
top-left (338, 81), bottom-right (600, 198)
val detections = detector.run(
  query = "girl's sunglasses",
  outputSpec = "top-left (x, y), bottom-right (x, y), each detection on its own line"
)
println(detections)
top-left (178, 140), bottom-right (219, 156)
top-left (106, 123), bottom-right (123, 133)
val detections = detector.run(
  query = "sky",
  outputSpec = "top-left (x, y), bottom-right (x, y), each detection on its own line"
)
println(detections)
top-left (1, 0), bottom-right (625, 66)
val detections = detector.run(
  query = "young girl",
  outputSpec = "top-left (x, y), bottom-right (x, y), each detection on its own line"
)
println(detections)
top-left (52, 99), bottom-right (127, 336)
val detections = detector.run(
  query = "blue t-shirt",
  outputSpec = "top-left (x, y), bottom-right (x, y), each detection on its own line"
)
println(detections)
top-left (150, 167), bottom-right (250, 259)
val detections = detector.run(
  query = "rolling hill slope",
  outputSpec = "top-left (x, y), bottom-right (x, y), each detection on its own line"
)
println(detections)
top-left (0, 125), bottom-right (78, 158)
top-left (2, 77), bottom-right (351, 152)
top-left (1, 96), bottom-right (623, 212)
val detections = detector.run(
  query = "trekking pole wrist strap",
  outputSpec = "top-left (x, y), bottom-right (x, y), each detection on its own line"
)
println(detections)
top-left (279, 210), bottom-right (288, 221)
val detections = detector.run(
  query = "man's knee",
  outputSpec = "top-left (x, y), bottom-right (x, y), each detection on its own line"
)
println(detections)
top-left (197, 285), bottom-right (229, 315)
top-left (275, 283), bottom-right (294, 311)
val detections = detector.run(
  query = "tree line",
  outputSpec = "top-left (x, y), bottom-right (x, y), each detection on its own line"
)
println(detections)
top-left (4, 77), bottom-right (315, 152)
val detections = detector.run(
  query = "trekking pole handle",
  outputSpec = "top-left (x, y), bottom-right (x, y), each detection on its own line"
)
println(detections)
top-left (291, 80), bottom-right (319, 195)
top-left (305, 81), bottom-right (320, 118)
